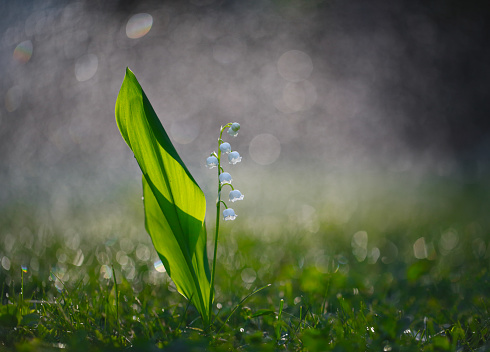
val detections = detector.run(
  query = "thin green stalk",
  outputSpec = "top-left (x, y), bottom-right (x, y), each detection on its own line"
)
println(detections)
top-left (320, 275), bottom-right (330, 315)
top-left (20, 268), bottom-right (24, 302)
top-left (112, 265), bottom-right (120, 332)
top-left (19, 268), bottom-right (25, 315)
top-left (276, 298), bottom-right (284, 340)
top-left (208, 187), bottom-right (220, 327)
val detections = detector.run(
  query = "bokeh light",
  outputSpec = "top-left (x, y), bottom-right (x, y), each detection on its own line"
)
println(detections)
top-left (126, 13), bottom-right (153, 39)
top-left (351, 231), bottom-right (368, 262)
top-left (13, 40), bottom-right (33, 63)
top-left (154, 260), bottom-right (166, 273)
top-left (282, 81), bottom-right (305, 112)
top-left (170, 120), bottom-right (200, 144)
top-left (74, 53), bottom-right (98, 81)
top-left (241, 267), bottom-right (257, 284)
top-left (277, 50), bottom-right (313, 82)
top-left (1, 257), bottom-right (11, 271)
top-left (413, 237), bottom-right (428, 259)
top-left (249, 133), bottom-right (281, 165)
top-left (439, 229), bottom-right (459, 255)
top-left (5, 86), bottom-right (23, 112)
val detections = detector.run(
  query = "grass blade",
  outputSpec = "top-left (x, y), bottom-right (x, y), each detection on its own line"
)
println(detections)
top-left (217, 284), bottom-right (271, 334)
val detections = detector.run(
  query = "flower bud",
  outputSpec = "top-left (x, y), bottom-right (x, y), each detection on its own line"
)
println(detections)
top-left (219, 142), bottom-right (231, 154)
top-left (223, 208), bottom-right (237, 221)
top-left (228, 151), bottom-right (242, 165)
top-left (206, 156), bottom-right (218, 169)
top-left (219, 172), bottom-right (232, 185)
top-left (227, 128), bottom-right (238, 137)
top-left (229, 190), bottom-right (244, 202)
top-left (230, 122), bottom-right (240, 131)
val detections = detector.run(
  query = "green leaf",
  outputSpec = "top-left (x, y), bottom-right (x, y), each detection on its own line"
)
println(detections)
top-left (115, 68), bottom-right (210, 324)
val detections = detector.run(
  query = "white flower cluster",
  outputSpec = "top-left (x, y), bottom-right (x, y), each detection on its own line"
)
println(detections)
top-left (206, 122), bottom-right (243, 220)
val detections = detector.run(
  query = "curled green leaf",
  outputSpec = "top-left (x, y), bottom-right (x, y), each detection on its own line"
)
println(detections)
top-left (115, 68), bottom-right (210, 325)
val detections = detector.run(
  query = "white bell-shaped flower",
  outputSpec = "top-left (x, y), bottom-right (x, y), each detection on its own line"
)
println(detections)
top-left (206, 156), bottom-right (218, 169)
top-left (219, 142), bottom-right (231, 154)
top-left (223, 208), bottom-right (237, 221)
top-left (230, 122), bottom-right (240, 131)
top-left (227, 128), bottom-right (238, 137)
top-left (229, 190), bottom-right (244, 202)
top-left (219, 172), bottom-right (232, 185)
top-left (228, 151), bottom-right (242, 165)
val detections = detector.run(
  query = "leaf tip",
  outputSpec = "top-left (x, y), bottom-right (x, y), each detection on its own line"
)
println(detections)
top-left (125, 67), bottom-right (137, 80)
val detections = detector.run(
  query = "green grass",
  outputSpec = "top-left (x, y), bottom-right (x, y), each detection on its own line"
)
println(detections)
top-left (0, 174), bottom-right (489, 351)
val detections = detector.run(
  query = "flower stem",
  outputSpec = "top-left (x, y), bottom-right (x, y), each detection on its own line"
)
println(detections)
top-left (209, 177), bottom-right (220, 326)
top-left (219, 200), bottom-right (228, 208)
top-left (209, 126), bottom-right (226, 327)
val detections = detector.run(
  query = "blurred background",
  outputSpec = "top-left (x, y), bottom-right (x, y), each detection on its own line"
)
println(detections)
top-left (1, 0), bottom-right (489, 235)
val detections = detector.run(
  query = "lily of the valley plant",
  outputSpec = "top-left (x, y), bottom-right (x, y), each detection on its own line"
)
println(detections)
top-left (205, 122), bottom-right (244, 317)
top-left (115, 68), bottom-right (243, 328)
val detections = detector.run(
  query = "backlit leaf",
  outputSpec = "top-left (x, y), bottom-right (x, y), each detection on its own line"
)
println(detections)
top-left (115, 68), bottom-right (210, 324)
